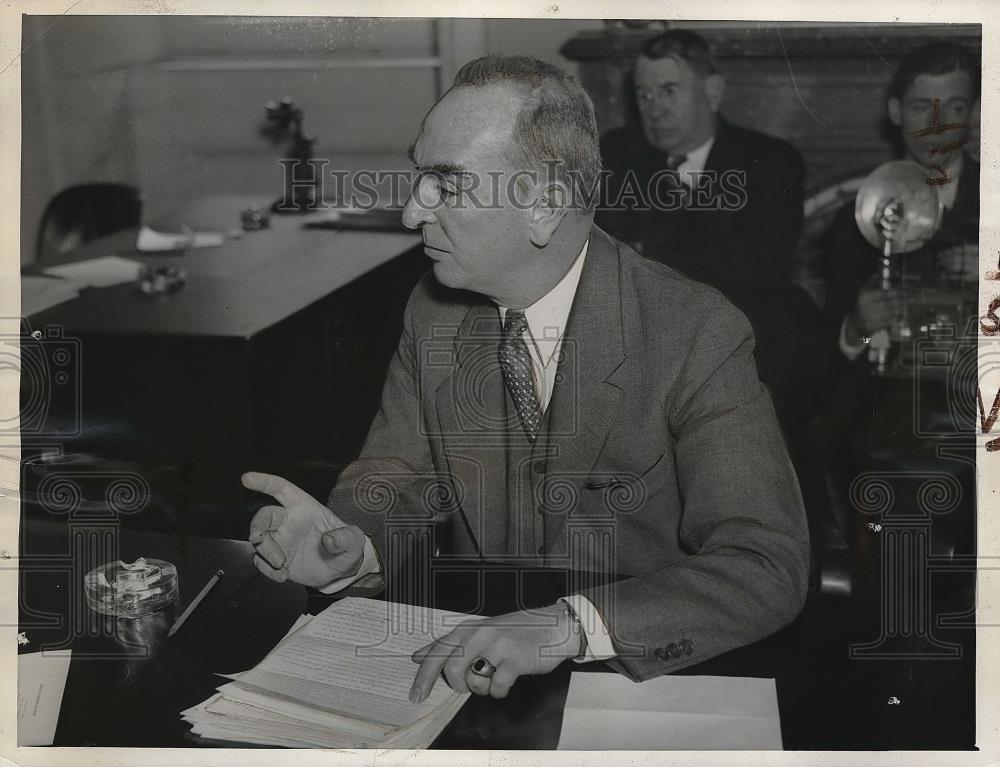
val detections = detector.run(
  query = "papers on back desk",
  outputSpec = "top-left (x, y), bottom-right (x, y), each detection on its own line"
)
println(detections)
top-left (43, 255), bottom-right (143, 288)
top-left (182, 598), bottom-right (474, 748)
top-left (558, 672), bottom-right (783, 750)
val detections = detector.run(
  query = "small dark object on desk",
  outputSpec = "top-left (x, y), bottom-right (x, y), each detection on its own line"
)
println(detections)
top-left (240, 206), bottom-right (270, 231)
top-left (138, 266), bottom-right (187, 295)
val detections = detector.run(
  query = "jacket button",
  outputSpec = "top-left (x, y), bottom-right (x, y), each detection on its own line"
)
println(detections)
top-left (681, 639), bottom-right (693, 654)
top-left (667, 643), bottom-right (683, 658)
top-left (654, 648), bottom-right (668, 661)
top-left (537, 545), bottom-right (546, 556)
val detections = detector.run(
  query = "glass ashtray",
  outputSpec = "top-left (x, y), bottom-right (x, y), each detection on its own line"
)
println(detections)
top-left (84, 558), bottom-right (179, 619)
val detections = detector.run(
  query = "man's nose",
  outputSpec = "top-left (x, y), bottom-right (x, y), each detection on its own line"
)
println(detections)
top-left (402, 189), bottom-right (436, 230)
top-left (642, 99), bottom-right (671, 120)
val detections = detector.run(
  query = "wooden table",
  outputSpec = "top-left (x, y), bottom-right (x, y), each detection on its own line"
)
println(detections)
top-left (27, 195), bottom-right (420, 340)
top-left (21, 196), bottom-right (425, 524)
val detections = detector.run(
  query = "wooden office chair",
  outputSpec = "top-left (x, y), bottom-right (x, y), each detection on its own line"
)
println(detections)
top-left (35, 183), bottom-right (143, 263)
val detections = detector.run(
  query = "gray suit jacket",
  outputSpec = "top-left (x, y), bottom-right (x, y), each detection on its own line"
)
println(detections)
top-left (329, 224), bottom-right (809, 682)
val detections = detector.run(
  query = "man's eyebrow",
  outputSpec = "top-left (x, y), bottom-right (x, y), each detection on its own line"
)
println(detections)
top-left (406, 145), bottom-right (468, 176)
top-left (414, 162), bottom-right (471, 176)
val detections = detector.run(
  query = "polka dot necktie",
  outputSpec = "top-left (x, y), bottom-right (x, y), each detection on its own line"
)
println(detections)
top-left (498, 309), bottom-right (542, 441)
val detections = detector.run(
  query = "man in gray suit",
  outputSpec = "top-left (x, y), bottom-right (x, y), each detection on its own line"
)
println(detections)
top-left (243, 55), bottom-right (809, 703)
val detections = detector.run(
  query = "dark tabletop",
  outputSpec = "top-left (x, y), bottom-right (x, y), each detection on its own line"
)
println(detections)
top-left (17, 517), bottom-right (976, 750)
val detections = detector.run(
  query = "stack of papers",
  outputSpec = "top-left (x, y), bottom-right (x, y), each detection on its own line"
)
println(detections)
top-left (183, 598), bottom-right (473, 748)
top-left (558, 672), bottom-right (783, 750)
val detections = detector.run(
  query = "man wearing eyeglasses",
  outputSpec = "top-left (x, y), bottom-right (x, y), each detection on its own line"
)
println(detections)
top-left (598, 30), bottom-right (830, 582)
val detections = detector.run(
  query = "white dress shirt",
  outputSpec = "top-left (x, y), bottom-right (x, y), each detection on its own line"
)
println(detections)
top-left (322, 238), bottom-right (617, 662)
top-left (838, 155), bottom-right (965, 360)
top-left (676, 134), bottom-right (716, 187)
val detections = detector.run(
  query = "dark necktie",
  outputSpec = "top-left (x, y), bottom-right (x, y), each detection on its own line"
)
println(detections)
top-left (666, 153), bottom-right (687, 172)
top-left (498, 309), bottom-right (541, 441)
top-left (665, 153), bottom-right (689, 207)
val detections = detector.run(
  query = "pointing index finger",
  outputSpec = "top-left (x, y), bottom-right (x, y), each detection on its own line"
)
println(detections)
top-left (242, 472), bottom-right (310, 508)
top-left (409, 637), bottom-right (460, 703)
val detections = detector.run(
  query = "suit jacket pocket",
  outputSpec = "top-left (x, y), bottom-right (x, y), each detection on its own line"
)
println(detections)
top-left (583, 451), bottom-right (670, 514)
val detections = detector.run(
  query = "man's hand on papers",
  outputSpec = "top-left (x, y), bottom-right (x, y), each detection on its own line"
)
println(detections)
top-left (244, 472), bottom-right (367, 588)
top-left (408, 603), bottom-right (582, 702)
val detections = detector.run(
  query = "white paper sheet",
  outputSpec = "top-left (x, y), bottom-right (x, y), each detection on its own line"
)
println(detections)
top-left (233, 598), bottom-right (471, 728)
top-left (557, 672), bottom-right (783, 750)
top-left (21, 276), bottom-right (80, 315)
top-left (136, 225), bottom-right (224, 251)
top-left (44, 255), bottom-right (143, 289)
top-left (17, 650), bottom-right (73, 746)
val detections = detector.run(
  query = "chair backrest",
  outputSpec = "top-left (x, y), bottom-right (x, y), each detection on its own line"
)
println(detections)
top-left (793, 170), bottom-right (868, 309)
top-left (36, 183), bottom-right (143, 264)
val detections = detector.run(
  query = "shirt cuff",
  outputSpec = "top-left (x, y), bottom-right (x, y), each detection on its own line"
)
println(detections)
top-left (316, 536), bottom-right (381, 594)
top-left (559, 594), bottom-right (616, 662)
top-left (838, 316), bottom-right (867, 361)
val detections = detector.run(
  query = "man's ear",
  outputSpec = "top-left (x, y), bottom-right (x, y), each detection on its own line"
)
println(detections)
top-left (705, 74), bottom-right (725, 112)
top-left (528, 182), bottom-right (570, 248)
top-left (888, 97), bottom-right (902, 127)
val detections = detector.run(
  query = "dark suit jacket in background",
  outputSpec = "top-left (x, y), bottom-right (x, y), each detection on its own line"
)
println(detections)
top-left (597, 119), bottom-right (832, 454)
top-left (598, 118), bottom-right (804, 299)
top-left (327, 225), bottom-right (810, 682)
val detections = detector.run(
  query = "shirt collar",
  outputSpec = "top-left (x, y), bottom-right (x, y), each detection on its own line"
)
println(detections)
top-left (678, 134), bottom-right (716, 175)
top-left (936, 153), bottom-right (964, 209)
top-left (498, 238), bottom-right (589, 366)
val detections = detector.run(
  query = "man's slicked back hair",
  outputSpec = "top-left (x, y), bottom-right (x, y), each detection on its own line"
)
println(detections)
top-left (453, 54), bottom-right (602, 212)
top-left (888, 40), bottom-right (981, 102)
top-left (640, 29), bottom-right (719, 76)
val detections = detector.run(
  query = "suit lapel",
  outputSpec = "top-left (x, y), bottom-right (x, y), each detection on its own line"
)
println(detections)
top-left (432, 228), bottom-right (629, 554)
top-left (544, 227), bottom-right (627, 524)
top-left (434, 301), bottom-right (508, 557)
top-left (954, 154), bottom-right (979, 229)
top-left (704, 118), bottom-right (735, 174)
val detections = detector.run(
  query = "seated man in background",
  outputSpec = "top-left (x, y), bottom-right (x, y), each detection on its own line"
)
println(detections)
top-left (827, 41), bottom-right (980, 349)
top-left (244, 55), bottom-right (809, 703)
top-left (824, 41), bottom-right (981, 578)
top-left (597, 29), bottom-right (832, 577)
